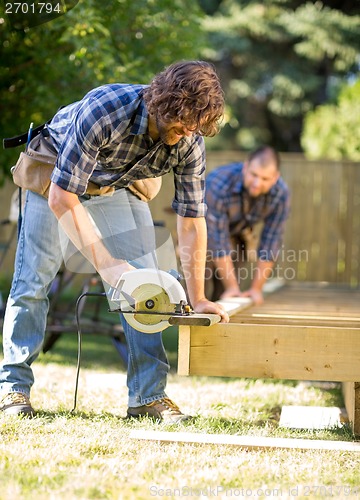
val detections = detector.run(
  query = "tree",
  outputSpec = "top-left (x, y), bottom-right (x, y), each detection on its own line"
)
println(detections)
top-left (199, 0), bottom-right (360, 152)
top-left (0, 0), bottom-right (206, 182)
top-left (301, 79), bottom-right (360, 161)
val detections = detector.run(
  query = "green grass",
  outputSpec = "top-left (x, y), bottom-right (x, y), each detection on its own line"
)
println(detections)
top-left (1, 323), bottom-right (360, 498)
top-left (39, 325), bottom-right (179, 370)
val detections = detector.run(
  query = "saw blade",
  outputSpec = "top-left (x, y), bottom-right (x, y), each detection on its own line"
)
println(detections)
top-left (125, 283), bottom-right (175, 333)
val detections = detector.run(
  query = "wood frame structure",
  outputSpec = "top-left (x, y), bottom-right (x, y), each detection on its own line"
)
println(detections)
top-left (177, 282), bottom-right (360, 435)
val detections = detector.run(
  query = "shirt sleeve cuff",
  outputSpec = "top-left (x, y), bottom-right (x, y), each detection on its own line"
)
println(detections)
top-left (51, 167), bottom-right (88, 195)
top-left (172, 200), bottom-right (207, 218)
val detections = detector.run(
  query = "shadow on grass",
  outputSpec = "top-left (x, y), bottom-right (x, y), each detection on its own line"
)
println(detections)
top-left (120, 414), bottom-right (356, 442)
top-left (187, 416), bottom-right (356, 442)
top-left (28, 407), bottom-right (356, 442)
top-left (34, 326), bottom-right (179, 371)
top-left (34, 408), bottom-right (123, 421)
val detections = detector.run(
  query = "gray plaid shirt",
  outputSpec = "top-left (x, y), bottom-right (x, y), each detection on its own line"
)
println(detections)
top-left (48, 83), bottom-right (207, 217)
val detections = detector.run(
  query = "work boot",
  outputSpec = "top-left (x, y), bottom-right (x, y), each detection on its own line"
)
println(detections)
top-left (0, 392), bottom-right (35, 416)
top-left (127, 397), bottom-right (192, 423)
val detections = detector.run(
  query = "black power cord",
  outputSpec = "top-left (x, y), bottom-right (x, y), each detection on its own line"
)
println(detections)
top-left (70, 274), bottom-right (183, 412)
top-left (71, 291), bottom-right (107, 413)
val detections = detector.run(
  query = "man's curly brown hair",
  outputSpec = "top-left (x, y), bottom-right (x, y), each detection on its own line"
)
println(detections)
top-left (143, 60), bottom-right (225, 137)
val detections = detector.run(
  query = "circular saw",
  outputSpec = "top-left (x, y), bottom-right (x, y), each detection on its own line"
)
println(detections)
top-left (111, 268), bottom-right (189, 333)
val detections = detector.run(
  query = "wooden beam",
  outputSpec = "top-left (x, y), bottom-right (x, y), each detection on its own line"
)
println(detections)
top-left (172, 278), bottom-right (283, 328)
top-left (342, 382), bottom-right (355, 433)
top-left (355, 383), bottom-right (360, 436)
top-left (177, 326), bottom-right (191, 376)
top-left (250, 313), bottom-right (360, 322)
top-left (169, 313), bottom-right (221, 327)
top-left (130, 430), bottom-right (360, 452)
top-left (176, 297), bottom-right (253, 374)
top-left (342, 382), bottom-right (360, 436)
top-left (169, 297), bottom-right (253, 327)
top-left (181, 324), bottom-right (360, 382)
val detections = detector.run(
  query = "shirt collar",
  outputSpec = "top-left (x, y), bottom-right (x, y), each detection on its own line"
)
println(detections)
top-left (233, 163), bottom-right (245, 193)
top-left (129, 95), bottom-right (150, 136)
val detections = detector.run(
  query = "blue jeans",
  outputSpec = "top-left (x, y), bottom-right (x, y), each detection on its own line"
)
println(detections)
top-left (0, 189), bottom-right (170, 407)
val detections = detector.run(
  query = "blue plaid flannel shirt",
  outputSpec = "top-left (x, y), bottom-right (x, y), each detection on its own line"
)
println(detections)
top-left (205, 163), bottom-right (290, 261)
top-left (48, 83), bottom-right (207, 217)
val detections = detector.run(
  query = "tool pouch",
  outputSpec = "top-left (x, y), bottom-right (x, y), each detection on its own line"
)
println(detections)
top-left (10, 131), bottom-right (162, 201)
top-left (239, 227), bottom-right (260, 263)
top-left (127, 177), bottom-right (162, 202)
top-left (230, 223), bottom-right (263, 263)
top-left (11, 133), bottom-right (57, 198)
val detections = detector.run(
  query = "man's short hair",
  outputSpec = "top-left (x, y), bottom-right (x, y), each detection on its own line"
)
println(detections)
top-left (248, 146), bottom-right (280, 170)
top-left (143, 60), bottom-right (224, 137)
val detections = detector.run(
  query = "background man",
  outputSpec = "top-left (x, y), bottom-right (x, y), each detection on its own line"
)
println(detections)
top-left (0, 60), bottom-right (228, 421)
top-left (205, 146), bottom-right (290, 305)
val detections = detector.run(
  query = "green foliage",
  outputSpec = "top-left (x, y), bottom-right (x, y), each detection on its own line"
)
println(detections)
top-left (0, 0), bottom-right (206, 182)
top-left (301, 80), bottom-right (360, 161)
top-left (202, 0), bottom-right (360, 152)
top-left (1, 0), bottom-right (359, 169)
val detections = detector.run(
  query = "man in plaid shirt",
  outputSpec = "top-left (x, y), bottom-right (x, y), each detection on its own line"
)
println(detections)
top-left (206, 146), bottom-right (290, 305)
top-left (0, 61), bottom-right (228, 421)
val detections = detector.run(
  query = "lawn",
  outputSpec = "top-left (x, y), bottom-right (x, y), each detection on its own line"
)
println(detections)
top-left (1, 324), bottom-right (360, 499)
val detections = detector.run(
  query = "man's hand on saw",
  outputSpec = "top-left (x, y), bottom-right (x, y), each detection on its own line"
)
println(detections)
top-left (100, 259), bottom-right (136, 288)
top-left (193, 298), bottom-right (229, 323)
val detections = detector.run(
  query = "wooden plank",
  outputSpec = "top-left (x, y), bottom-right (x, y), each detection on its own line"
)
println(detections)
top-left (281, 159), bottom-right (312, 280)
top-left (232, 312), bottom-right (360, 328)
top-left (249, 313), bottom-right (360, 323)
top-left (313, 163), bottom-right (343, 282)
top-left (231, 285), bottom-right (360, 327)
top-left (176, 297), bottom-right (255, 376)
top-left (232, 318), bottom-right (360, 328)
top-left (169, 313), bottom-right (221, 327)
top-left (184, 324), bottom-right (360, 382)
top-left (342, 164), bottom-right (356, 284)
top-left (342, 382), bottom-right (355, 433)
top-left (342, 382), bottom-right (360, 436)
top-left (171, 297), bottom-right (253, 326)
top-left (177, 326), bottom-right (191, 376)
top-left (279, 405), bottom-right (342, 430)
top-left (130, 430), bottom-right (360, 452)
top-left (356, 383), bottom-right (360, 436)
top-left (176, 282), bottom-right (285, 372)
top-left (173, 279), bottom-right (282, 328)
top-left (176, 298), bottom-right (254, 373)
top-left (244, 283), bottom-right (360, 310)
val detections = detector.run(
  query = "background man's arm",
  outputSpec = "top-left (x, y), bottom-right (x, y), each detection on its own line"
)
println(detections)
top-left (214, 255), bottom-right (273, 305)
top-left (213, 254), bottom-right (241, 298)
top-left (241, 259), bottom-right (274, 304)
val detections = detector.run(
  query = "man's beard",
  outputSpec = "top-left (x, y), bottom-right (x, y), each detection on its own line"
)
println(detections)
top-left (247, 186), bottom-right (262, 198)
top-left (155, 116), bottom-right (183, 146)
